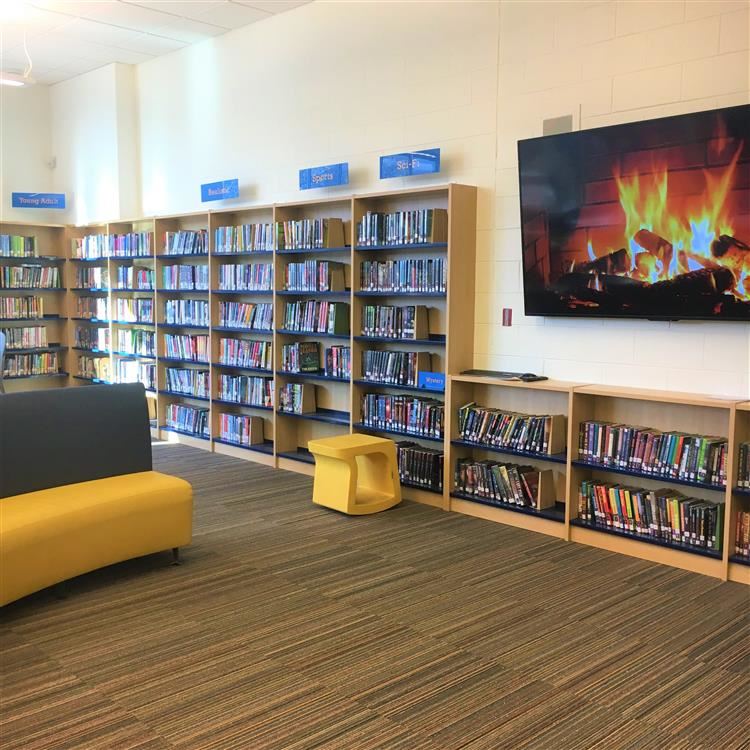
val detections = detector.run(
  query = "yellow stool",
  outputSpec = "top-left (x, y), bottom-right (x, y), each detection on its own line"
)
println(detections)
top-left (308, 433), bottom-right (401, 515)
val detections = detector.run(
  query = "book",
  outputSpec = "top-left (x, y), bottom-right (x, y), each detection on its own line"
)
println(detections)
top-left (1, 234), bottom-right (36, 257)
top-left (361, 350), bottom-right (430, 386)
top-left (455, 458), bottom-right (552, 509)
top-left (361, 304), bottom-right (428, 339)
top-left (219, 301), bottom-right (272, 330)
top-left (164, 367), bottom-right (210, 398)
top-left (735, 511), bottom-right (750, 558)
top-left (3, 351), bottom-right (59, 378)
top-left (109, 232), bottom-right (152, 257)
top-left (166, 403), bottom-right (209, 436)
top-left (164, 230), bottom-right (208, 256)
top-left (75, 326), bottom-right (109, 352)
top-left (116, 265), bottom-right (153, 290)
top-left (117, 360), bottom-right (155, 389)
top-left (78, 354), bottom-right (111, 381)
top-left (218, 374), bottom-right (273, 407)
top-left (218, 337), bottom-right (272, 370)
top-left (277, 218), bottom-right (345, 250)
top-left (578, 421), bottom-right (728, 486)
top-left (77, 296), bottom-right (109, 320)
top-left (163, 333), bottom-right (208, 361)
top-left (116, 298), bottom-right (153, 323)
top-left (282, 300), bottom-right (349, 334)
top-left (117, 329), bottom-right (155, 357)
top-left (1, 296), bottom-right (44, 319)
top-left (218, 263), bottom-right (272, 291)
top-left (738, 442), bottom-right (750, 489)
top-left (578, 479), bottom-right (723, 551)
top-left (76, 267), bottom-right (109, 289)
top-left (396, 441), bottom-right (443, 491)
top-left (278, 382), bottom-right (316, 414)
top-left (281, 342), bottom-right (320, 373)
top-left (360, 393), bottom-right (444, 438)
top-left (215, 224), bottom-right (274, 253)
top-left (162, 264), bottom-right (209, 290)
top-left (324, 346), bottom-right (350, 378)
top-left (72, 234), bottom-right (107, 260)
top-left (359, 258), bottom-right (446, 293)
top-left (2, 325), bottom-right (48, 349)
top-left (219, 413), bottom-right (264, 446)
top-left (164, 299), bottom-right (209, 327)
top-left (356, 209), bottom-right (448, 246)
top-left (284, 261), bottom-right (346, 292)
top-left (1, 265), bottom-right (61, 289)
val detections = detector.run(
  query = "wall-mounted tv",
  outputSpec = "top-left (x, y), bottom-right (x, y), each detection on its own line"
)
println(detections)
top-left (518, 105), bottom-right (749, 321)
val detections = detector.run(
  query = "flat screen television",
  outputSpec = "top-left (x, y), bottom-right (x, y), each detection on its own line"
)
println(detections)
top-left (518, 104), bottom-right (749, 321)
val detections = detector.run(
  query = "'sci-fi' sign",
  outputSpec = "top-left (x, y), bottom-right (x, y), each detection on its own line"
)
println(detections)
top-left (380, 148), bottom-right (441, 179)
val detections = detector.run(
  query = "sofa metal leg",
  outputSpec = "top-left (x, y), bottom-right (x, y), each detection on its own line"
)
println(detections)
top-left (171, 547), bottom-right (181, 566)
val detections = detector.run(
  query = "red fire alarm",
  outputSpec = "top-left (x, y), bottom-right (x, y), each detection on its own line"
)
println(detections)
top-left (502, 308), bottom-right (512, 326)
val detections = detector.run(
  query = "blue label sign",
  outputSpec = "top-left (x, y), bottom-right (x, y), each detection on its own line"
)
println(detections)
top-left (380, 148), bottom-right (441, 179)
top-left (418, 371), bottom-right (445, 391)
top-left (12, 192), bottom-right (66, 209)
top-left (201, 179), bottom-right (239, 202)
top-left (299, 162), bottom-right (349, 190)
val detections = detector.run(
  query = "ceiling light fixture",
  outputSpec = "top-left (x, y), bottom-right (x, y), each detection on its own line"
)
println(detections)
top-left (0, 71), bottom-right (34, 87)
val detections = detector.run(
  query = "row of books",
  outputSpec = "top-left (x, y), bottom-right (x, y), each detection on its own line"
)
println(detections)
top-left (397, 442), bottom-right (443, 491)
top-left (117, 360), bottom-right (155, 390)
top-left (278, 382), bottom-right (310, 414)
top-left (117, 329), bottom-right (155, 357)
top-left (215, 224), bottom-right (275, 254)
top-left (282, 300), bottom-right (349, 335)
top-left (118, 267), bottom-right (153, 290)
top-left (1, 296), bottom-right (44, 319)
top-left (77, 268), bottom-right (108, 288)
top-left (164, 333), bottom-right (209, 362)
top-left (361, 350), bottom-right (426, 386)
top-left (77, 297), bottom-right (109, 320)
top-left (75, 326), bottom-right (109, 351)
top-left (323, 345), bottom-right (350, 379)
top-left (284, 261), bottom-right (346, 292)
top-left (3, 352), bottom-right (59, 377)
top-left (78, 355), bottom-right (111, 381)
top-left (164, 230), bottom-right (208, 256)
top-left (165, 367), bottom-right (210, 398)
top-left (219, 413), bottom-right (264, 446)
top-left (455, 459), bottom-right (543, 508)
top-left (578, 421), bottom-right (727, 486)
top-left (1, 234), bottom-right (35, 257)
top-left (166, 403), bottom-right (209, 437)
top-left (361, 393), bottom-right (444, 439)
top-left (578, 479), bottom-right (723, 551)
top-left (736, 442), bottom-right (750, 488)
top-left (116, 298), bottom-right (153, 323)
top-left (361, 304), bottom-right (425, 339)
top-left (359, 259), bottom-right (446, 293)
top-left (162, 265), bottom-right (209, 290)
top-left (356, 209), bottom-right (448, 247)
top-left (164, 299), bottom-right (209, 327)
top-left (218, 263), bottom-right (272, 291)
top-left (734, 512), bottom-right (750, 558)
top-left (73, 235), bottom-right (105, 260)
top-left (2, 325), bottom-right (48, 349)
top-left (458, 404), bottom-right (556, 455)
top-left (218, 374), bottom-right (273, 407)
top-left (280, 342), bottom-right (351, 378)
top-left (218, 337), bottom-right (271, 370)
top-left (277, 218), bottom-right (345, 250)
top-left (110, 232), bottom-right (152, 257)
top-left (219, 302), bottom-right (272, 330)
top-left (1, 266), bottom-right (61, 289)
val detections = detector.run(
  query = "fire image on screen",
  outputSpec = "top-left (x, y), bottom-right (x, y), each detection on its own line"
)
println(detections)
top-left (518, 105), bottom-right (749, 320)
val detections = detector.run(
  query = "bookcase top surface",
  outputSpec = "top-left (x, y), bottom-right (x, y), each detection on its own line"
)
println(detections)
top-left (0, 220), bottom-right (68, 229)
top-left (737, 401), bottom-right (750, 412)
top-left (353, 183), bottom-right (472, 201)
top-left (450, 374), bottom-right (579, 392)
top-left (574, 383), bottom-right (738, 408)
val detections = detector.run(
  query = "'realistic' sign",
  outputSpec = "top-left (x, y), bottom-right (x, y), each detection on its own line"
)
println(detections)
top-left (201, 179), bottom-right (239, 202)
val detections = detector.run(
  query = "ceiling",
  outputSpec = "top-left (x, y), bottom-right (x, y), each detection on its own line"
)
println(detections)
top-left (0, 0), bottom-right (311, 85)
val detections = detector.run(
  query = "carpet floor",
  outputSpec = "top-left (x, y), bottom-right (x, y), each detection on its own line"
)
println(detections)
top-left (1, 444), bottom-right (748, 750)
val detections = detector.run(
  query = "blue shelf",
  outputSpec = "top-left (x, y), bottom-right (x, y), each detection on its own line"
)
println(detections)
top-left (112, 351), bottom-right (156, 360)
top-left (0, 315), bottom-right (65, 322)
top-left (354, 334), bottom-right (446, 345)
top-left (71, 257), bottom-right (108, 263)
top-left (213, 398), bottom-right (273, 410)
top-left (275, 329), bottom-right (349, 340)
top-left (279, 370), bottom-right (349, 383)
top-left (355, 242), bottom-right (447, 252)
top-left (277, 246), bottom-right (350, 255)
top-left (71, 317), bottom-right (110, 324)
top-left (571, 459), bottom-right (726, 493)
top-left (159, 425), bottom-right (210, 441)
top-left (159, 323), bottom-right (210, 330)
top-left (212, 289), bottom-right (273, 295)
top-left (214, 437), bottom-right (274, 455)
top-left (729, 554), bottom-right (750, 566)
top-left (160, 356), bottom-right (209, 365)
top-left (159, 389), bottom-right (211, 402)
top-left (214, 251), bottom-right (274, 258)
top-left (6, 371), bottom-right (68, 381)
top-left (109, 255), bottom-right (155, 261)
top-left (570, 518), bottom-right (722, 559)
top-left (451, 439), bottom-right (567, 464)
top-left (277, 408), bottom-right (350, 425)
top-left (353, 422), bottom-right (443, 444)
top-left (6, 345), bottom-right (66, 355)
top-left (0, 255), bottom-right (65, 263)
top-left (401, 479), bottom-right (442, 495)
top-left (277, 289), bottom-right (350, 297)
top-left (355, 291), bottom-right (446, 298)
top-left (451, 491), bottom-right (566, 523)
top-left (73, 347), bottom-right (110, 356)
top-left (156, 288), bottom-right (209, 293)
top-left (112, 287), bottom-right (154, 292)
top-left (159, 253), bottom-right (208, 259)
top-left (355, 378), bottom-right (444, 395)
top-left (277, 447), bottom-right (316, 464)
top-left (733, 486), bottom-right (750, 497)
top-left (71, 287), bottom-right (109, 292)
top-left (214, 326), bottom-right (273, 334)
top-left (111, 320), bottom-right (155, 326)
top-left (1, 287), bottom-right (66, 292)
top-left (212, 362), bottom-right (272, 374)
top-left (73, 375), bottom-right (112, 384)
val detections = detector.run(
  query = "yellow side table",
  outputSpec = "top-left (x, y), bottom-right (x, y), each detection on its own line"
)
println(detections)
top-left (307, 433), bottom-right (402, 515)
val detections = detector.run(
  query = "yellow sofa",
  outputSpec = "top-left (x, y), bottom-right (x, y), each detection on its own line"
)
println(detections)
top-left (0, 384), bottom-right (192, 606)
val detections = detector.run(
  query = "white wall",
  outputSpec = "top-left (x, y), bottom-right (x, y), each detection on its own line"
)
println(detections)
top-left (31, 0), bottom-right (750, 397)
top-left (0, 85), bottom-right (55, 223)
